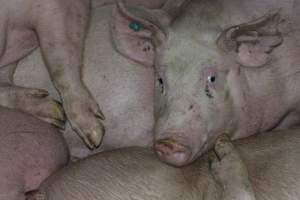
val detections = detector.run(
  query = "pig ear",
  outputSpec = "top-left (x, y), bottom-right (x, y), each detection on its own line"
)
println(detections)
top-left (217, 12), bottom-right (283, 67)
top-left (111, 2), bottom-right (167, 67)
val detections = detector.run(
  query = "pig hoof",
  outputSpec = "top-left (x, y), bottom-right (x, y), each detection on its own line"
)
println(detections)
top-left (214, 134), bottom-right (234, 160)
top-left (71, 121), bottom-right (105, 149)
top-left (63, 96), bottom-right (105, 149)
top-left (209, 134), bottom-right (241, 180)
top-left (0, 86), bottom-right (66, 128)
top-left (85, 127), bottom-right (105, 149)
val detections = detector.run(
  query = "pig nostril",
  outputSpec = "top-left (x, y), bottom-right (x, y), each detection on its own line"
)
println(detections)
top-left (154, 139), bottom-right (192, 166)
top-left (154, 141), bottom-right (174, 155)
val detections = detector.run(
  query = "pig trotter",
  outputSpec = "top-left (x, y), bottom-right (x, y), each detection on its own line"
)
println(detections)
top-left (62, 90), bottom-right (105, 149)
top-left (35, 0), bottom-right (105, 149)
top-left (0, 85), bottom-right (66, 129)
top-left (209, 134), bottom-right (256, 200)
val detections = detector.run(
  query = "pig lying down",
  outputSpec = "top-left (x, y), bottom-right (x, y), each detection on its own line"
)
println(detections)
top-left (0, 107), bottom-right (69, 200)
top-left (28, 128), bottom-right (300, 200)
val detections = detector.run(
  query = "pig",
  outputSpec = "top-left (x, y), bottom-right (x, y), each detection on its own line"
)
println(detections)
top-left (148, 0), bottom-right (300, 166)
top-left (0, 106), bottom-right (69, 200)
top-left (26, 128), bottom-right (300, 200)
top-left (14, 0), bottom-right (190, 159)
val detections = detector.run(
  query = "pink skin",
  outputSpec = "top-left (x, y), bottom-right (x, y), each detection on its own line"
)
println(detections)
top-left (13, 1), bottom-right (177, 160)
top-left (110, 0), bottom-right (300, 166)
top-left (0, 0), bottom-right (169, 154)
top-left (0, 107), bottom-right (69, 200)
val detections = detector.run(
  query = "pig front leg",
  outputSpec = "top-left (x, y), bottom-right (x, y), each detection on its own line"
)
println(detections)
top-left (209, 134), bottom-right (256, 200)
top-left (0, 22), bottom-right (64, 128)
top-left (35, 0), bottom-right (105, 149)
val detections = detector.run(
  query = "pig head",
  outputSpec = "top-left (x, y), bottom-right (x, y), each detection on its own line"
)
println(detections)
top-left (111, 0), bottom-right (300, 166)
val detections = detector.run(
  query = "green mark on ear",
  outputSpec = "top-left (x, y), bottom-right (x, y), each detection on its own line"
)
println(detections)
top-left (129, 21), bottom-right (142, 32)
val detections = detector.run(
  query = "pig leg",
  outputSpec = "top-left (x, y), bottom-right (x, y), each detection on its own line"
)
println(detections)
top-left (35, 0), bottom-right (105, 149)
top-left (0, 63), bottom-right (65, 128)
top-left (209, 134), bottom-right (256, 200)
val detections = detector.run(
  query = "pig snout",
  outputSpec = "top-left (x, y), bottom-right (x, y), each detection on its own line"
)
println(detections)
top-left (154, 137), bottom-right (192, 166)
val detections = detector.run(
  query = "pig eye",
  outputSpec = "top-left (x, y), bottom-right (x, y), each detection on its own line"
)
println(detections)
top-left (207, 75), bottom-right (216, 83)
top-left (202, 67), bottom-right (218, 99)
top-left (205, 75), bottom-right (216, 98)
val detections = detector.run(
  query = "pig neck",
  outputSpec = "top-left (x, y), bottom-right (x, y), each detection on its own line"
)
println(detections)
top-left (227, 64), bottom-right (299, 140)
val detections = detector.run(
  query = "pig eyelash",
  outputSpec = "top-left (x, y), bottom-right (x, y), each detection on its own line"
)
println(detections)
top-left (205, 84), bottom-right (214, 99)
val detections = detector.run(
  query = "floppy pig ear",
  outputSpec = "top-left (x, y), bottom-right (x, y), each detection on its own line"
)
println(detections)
top-left (217, 12), bottom-right (283, 67)
top-left (111, 2), bottom-right (166, 67)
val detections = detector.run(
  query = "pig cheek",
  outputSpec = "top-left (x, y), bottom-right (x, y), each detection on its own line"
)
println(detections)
top-left (182, 107), bottom-right (210, 158)
top-left (154, 91), bottom-right (167, 119)
top-left (206, 94), bottom-right (233, 146)
top-left (193, 102), bottom-right (221, 155)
